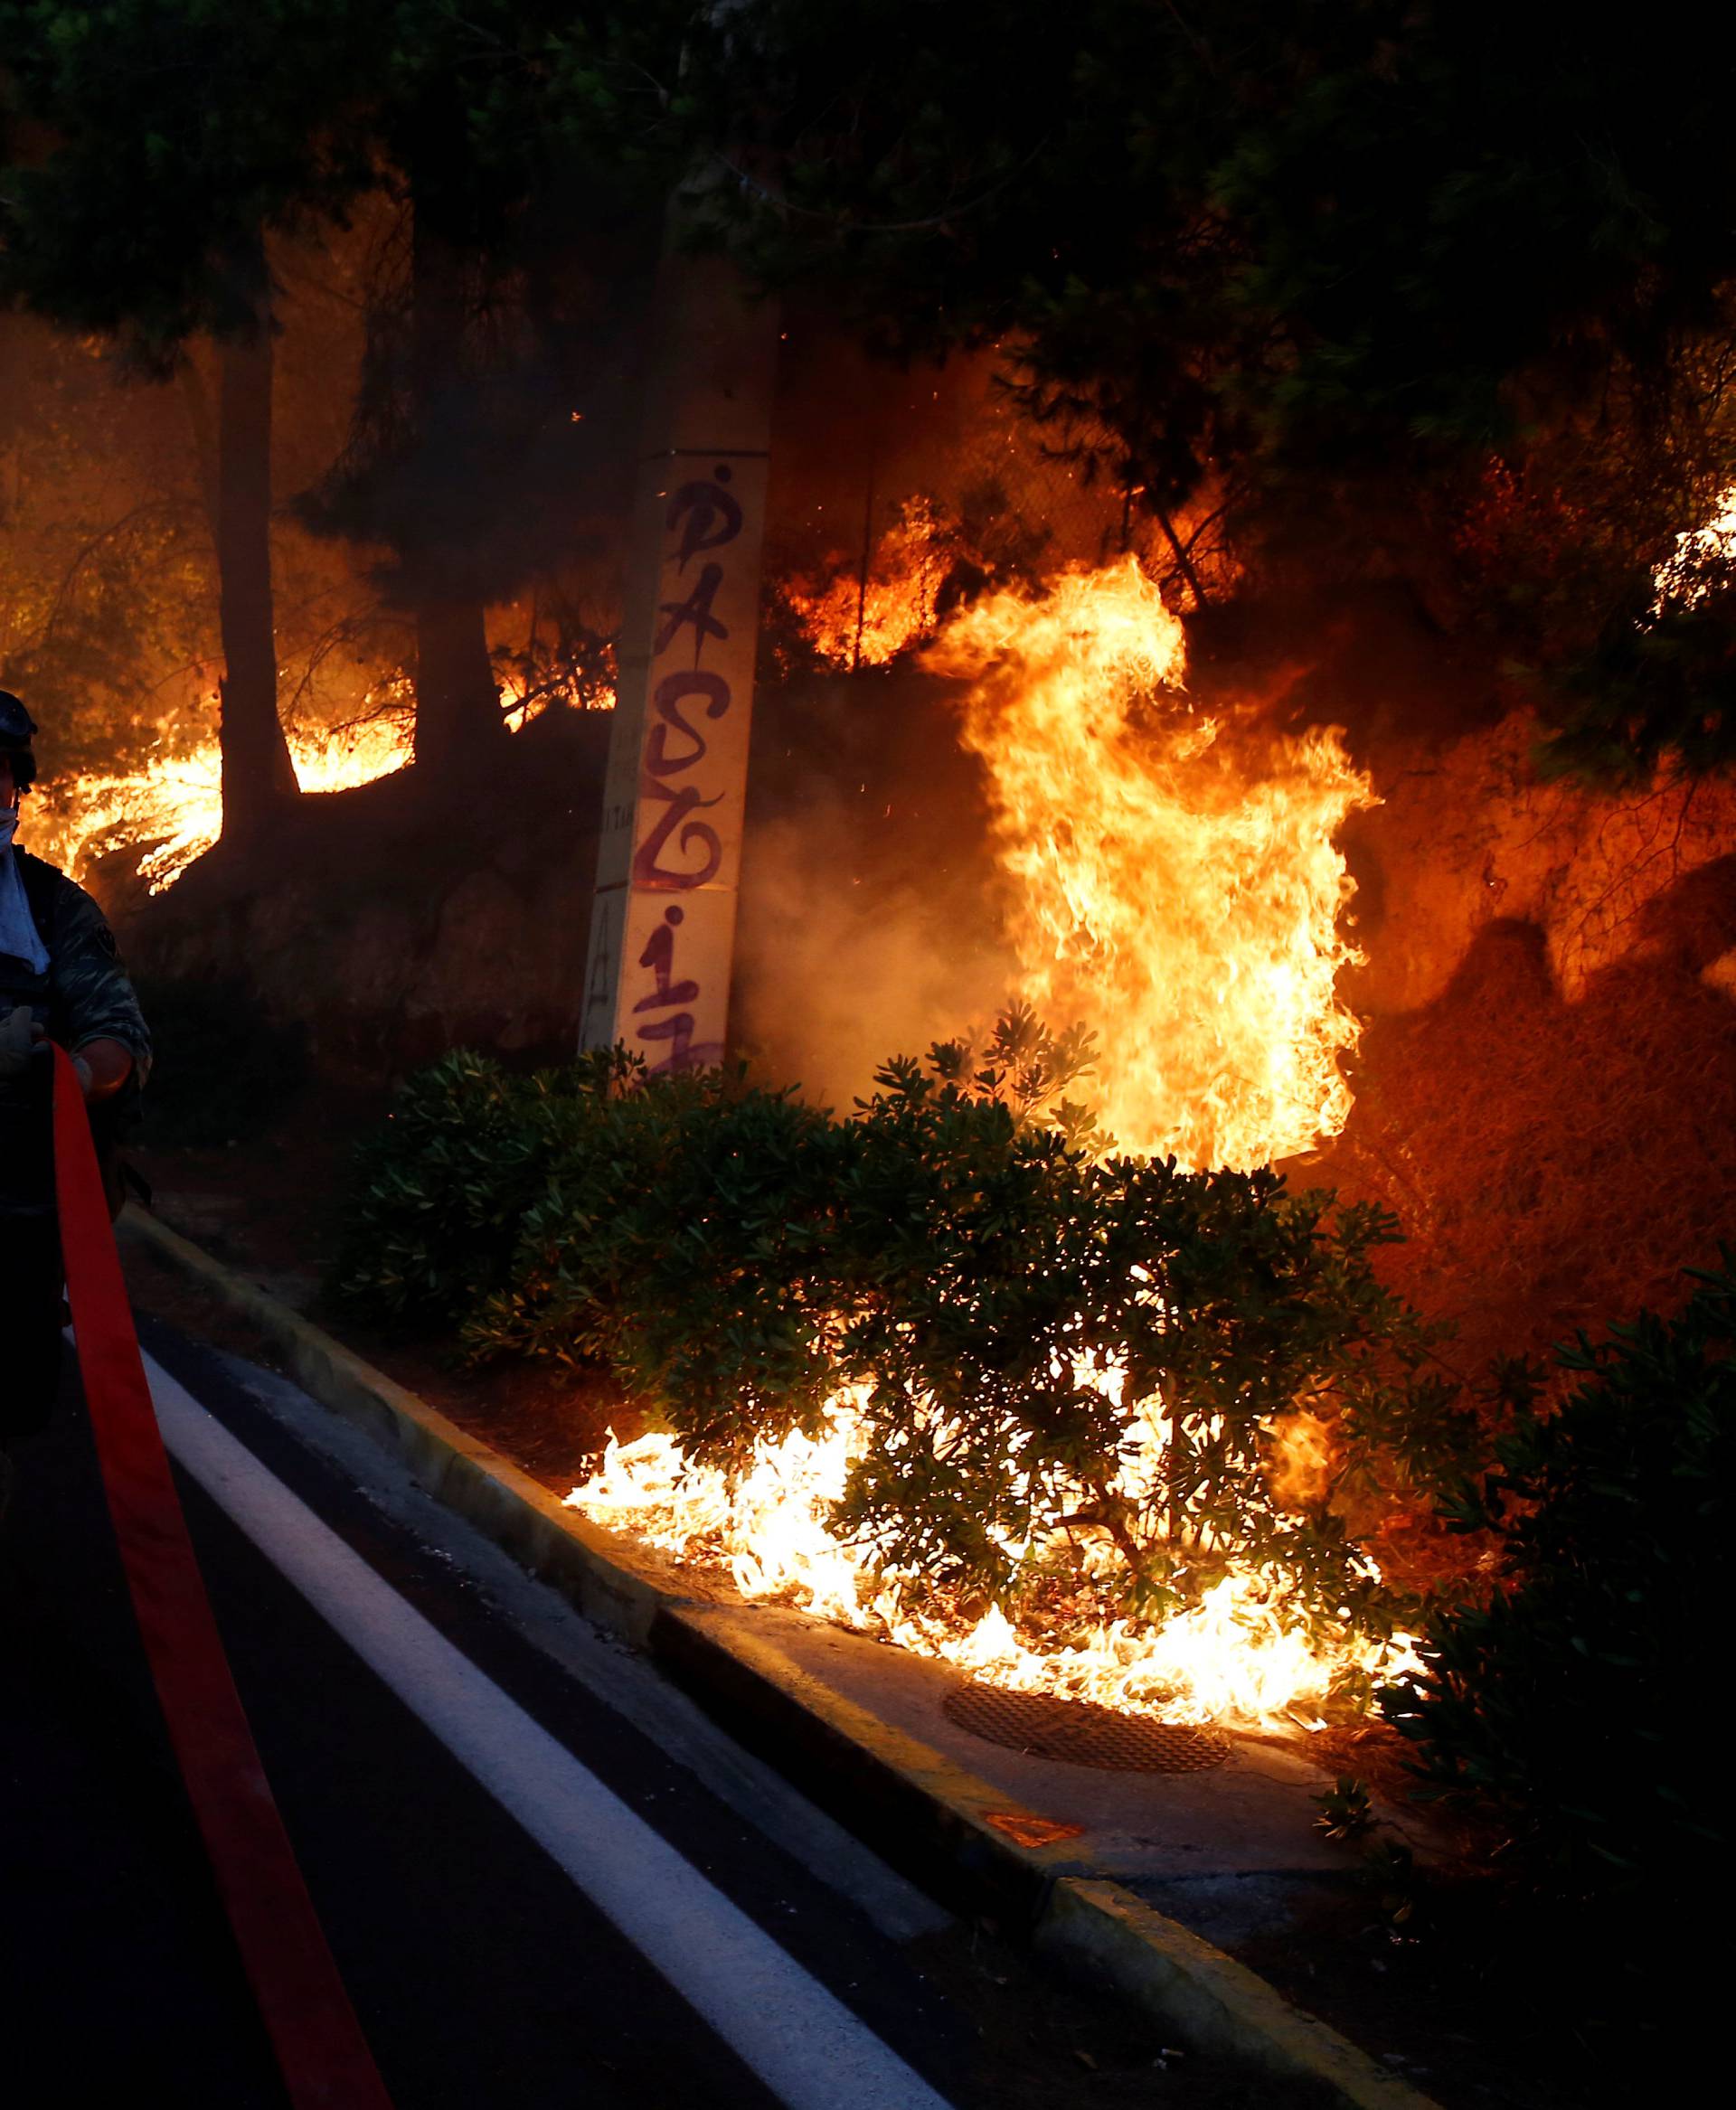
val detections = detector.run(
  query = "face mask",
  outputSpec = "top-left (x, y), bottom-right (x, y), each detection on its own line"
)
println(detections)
top-left (0, 808), bottom-right (15, 851)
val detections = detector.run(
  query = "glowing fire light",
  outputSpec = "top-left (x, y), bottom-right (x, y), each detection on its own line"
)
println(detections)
top-left (1655, 484), bottom-right (1736, 608)
top-left (928, 556), bottom-right (1375, 1167)
top-left (568, 1399), bottom-right (1419, 1729)
top-left (27, 666), bottom-right (607, 893)
top-left (786, 497), bottom-right (952, 666)
top-left (571, 558), bottom-right (1389, 1730)
top-left (28, 715), bottom-right (418, 893)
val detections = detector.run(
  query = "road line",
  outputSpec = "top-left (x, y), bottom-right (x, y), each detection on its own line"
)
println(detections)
top-left (142, 1352), bottom-right (955, 2110)
top-left (205, 1342), bottom-right (949, 1945)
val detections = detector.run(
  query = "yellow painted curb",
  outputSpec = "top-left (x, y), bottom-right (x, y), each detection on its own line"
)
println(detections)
top-left (1039, 1880), bottom-right (1432, 2106)
top-left (122, 1202), bottom-right (1440, 2110)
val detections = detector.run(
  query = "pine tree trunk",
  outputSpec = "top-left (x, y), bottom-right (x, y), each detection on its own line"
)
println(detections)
top-left (414, 593), bottom-right (498, 777)
top-left (176, 345), bottom-right (221, 537)
top-left (215, 259), bottom-right (297, 846)
top-left (408, 209), bottom-right (505, 781)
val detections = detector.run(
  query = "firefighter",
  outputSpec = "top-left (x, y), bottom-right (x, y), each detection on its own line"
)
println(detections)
top-left (0, 690), bottom-right (151, 1474)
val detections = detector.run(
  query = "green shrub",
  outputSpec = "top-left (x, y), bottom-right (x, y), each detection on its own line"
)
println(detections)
top-left (335, 1015), bottom-right (1473, 1644)
top-left (331, 1047), bottom-right (634, 1319)
top-left (816, 1046), bottom-right (1467, 1640)
top-left (1382, 1265), bottom-right (1733, 1903)
top-left (476, 1058), bottom-right (846, 1447)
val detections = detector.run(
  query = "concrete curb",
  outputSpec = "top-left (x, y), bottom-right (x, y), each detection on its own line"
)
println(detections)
top-left (123, 1203), bottom-right (1439, 2110)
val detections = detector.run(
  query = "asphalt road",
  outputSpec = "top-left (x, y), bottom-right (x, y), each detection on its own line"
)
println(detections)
top-left (1, 1319), bottom-right (1264, 2110)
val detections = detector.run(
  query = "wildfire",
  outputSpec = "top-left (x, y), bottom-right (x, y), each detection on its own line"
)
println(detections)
top-left (785, 496), bottom-right (952, 667)
top-left (569, 558), bottom-right (1389, 1734)
top-left (1655, 483), bottom-right (1736, 607)
top-left (928, 556), bottom-right (1374, 1167)
top-left (27, 715), bottom-right (417, 893)
top-left (568, 1399), bottom-right (1419, 1729)
top-left (26, 664), bottom-right (602, 894)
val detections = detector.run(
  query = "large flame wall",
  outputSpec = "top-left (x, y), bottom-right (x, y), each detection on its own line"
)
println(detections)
top-left (928, 558), bottom-right (1375, 1167)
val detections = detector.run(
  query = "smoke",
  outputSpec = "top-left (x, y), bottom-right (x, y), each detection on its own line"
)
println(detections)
top-left (732, 670), bottom-right (1015, 1112)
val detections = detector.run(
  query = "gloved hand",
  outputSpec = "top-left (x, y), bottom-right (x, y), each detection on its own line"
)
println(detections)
top-left (0, 1003), bottom-right (44, 1083)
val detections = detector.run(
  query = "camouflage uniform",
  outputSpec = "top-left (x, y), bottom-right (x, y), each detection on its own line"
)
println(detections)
top-left (0, 847), bottom-right (152, 1437)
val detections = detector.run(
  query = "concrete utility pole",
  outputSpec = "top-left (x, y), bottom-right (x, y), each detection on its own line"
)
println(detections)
top-left (579, 202), bottom-right (778, 1069)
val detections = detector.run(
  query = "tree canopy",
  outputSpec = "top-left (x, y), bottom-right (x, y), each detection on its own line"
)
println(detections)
top-left (687, 0), bottom-right (1736, 773)
top-left (8, 3), bottom-right (1736, 780)
top-left (0, 1), bottom-right (679, 323)
top-left (0, 0), bottom-right (688, 797)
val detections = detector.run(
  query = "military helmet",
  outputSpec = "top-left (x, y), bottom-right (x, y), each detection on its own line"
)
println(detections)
top-left (0, 692), bottom-right (38, 790)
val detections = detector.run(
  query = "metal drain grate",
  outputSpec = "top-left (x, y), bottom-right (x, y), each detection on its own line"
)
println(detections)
top-left (942, 1681), bottom-right (1231, 1773)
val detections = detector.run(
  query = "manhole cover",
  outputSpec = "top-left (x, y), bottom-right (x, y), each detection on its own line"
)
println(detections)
top-left (942, 1682), bottom-right (1231, 1773)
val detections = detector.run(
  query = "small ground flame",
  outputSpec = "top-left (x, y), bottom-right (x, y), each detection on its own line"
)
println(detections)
top-left (28, 666), bottom-right (601, 893)
top-left (928, 556), bottom-right (1374, 1167)
top-left (568, 1400), bottom-right (1417, 1729)
top-left (28, 715), bottom-right (417, 892)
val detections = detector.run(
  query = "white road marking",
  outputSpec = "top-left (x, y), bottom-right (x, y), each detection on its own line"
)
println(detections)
top-left (142, 1352), bottom-right (955, 2110)
top-left (205, 1343), bottom-right (950, 1946)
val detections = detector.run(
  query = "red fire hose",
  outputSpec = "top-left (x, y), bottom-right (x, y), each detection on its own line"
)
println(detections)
top-left (51, 1043), bottom-right (392, 2110)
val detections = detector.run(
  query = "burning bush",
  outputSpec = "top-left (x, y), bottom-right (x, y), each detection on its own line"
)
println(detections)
top-left (335, 1017), bottom-right (1477, 1708)
top-left (1382, 1265), bottom-right (1733, 1904)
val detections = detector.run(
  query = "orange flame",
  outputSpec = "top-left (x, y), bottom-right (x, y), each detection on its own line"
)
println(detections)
top-left (26, 714), bottom-right (417, 893)
top-left (785, 497), bottom-right (951, 666)
top-left (26, 666), bottom-right (605, 894)
top-left (568, 1397), bottom-right (1419, 1729)
top-left (568, 559), bottom-right (1390, 1729)
top-left (1266, 1409), bottom-right (1336, 1513)
top-left (928, 557), bottom-right (1374, 1167)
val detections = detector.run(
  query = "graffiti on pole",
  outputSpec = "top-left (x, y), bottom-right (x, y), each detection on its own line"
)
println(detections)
top-left (581, 446), bottom-right (769, 1071)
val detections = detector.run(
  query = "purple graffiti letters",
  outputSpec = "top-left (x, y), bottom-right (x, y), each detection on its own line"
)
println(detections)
top-left (636, 1012), bottom-right (695, 1069)
top-left (667, 479), bottom-right (742, 568)
top-left (631, 775), bottom-right (724, 890)
top-left (645, 670), bottom-right (731, 776)
top-left (656, 560), bottom-right (728, 661)
top-left (633, 906), bottom-right (700, 1013)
